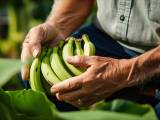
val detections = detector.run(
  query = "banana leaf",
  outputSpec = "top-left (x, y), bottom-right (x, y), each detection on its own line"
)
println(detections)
top-left (0, 89), bottom-right (158, 120)
top-left (0, 89), bottom-right (59, 120)
top-left (0, 58), bottom-right (21, 87)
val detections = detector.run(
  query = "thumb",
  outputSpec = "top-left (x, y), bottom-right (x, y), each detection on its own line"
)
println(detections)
top-left (66, 56), bottom-right (91, 68)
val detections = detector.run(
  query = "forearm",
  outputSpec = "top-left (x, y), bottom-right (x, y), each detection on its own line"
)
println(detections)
top-left (127, 46), bottom-right (160, 86)
top-left (47, 0), bottom-right (94, 37)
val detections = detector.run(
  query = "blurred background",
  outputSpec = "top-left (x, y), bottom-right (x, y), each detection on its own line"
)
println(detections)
top-left (0, 0), bottom-right (54, 58)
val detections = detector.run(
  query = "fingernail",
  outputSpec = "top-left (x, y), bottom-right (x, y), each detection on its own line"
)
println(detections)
top-left (21, 64), bottom-right (30, 80)
top-left (33, 49), bottom-right (39, 57)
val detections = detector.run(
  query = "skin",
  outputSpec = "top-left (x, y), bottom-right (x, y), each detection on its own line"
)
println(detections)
top-left (21, 0), bottom-right (94, 80)
top-left (21, 0), bottom-right (160, 107)
top-left (51, 46), bottom-right (160, 107)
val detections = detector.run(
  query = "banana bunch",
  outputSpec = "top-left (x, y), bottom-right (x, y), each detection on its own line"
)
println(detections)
top-left (29, 34), bottom-right (95, 93)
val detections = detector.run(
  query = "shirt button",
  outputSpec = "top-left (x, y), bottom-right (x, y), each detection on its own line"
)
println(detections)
top-left (120, 15), bottom-right (125, 21)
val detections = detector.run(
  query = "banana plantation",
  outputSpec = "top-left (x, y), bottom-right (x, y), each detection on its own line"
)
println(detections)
top-left (0, 0), bottom-right (159, 120)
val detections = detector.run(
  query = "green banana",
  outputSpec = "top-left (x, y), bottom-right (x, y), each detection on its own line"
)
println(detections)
top-left (74, 39), bottom-right (84, 55)
top-left (30, 57), bottom-right (44, 92)
top-left (82, 34), bottom-right (95, 56)
top-left (74, 39), bottom-right (86, 72)
top-left (50, 45), bottom-right (72, 80)
top-left (41, 48), bottom-right (61, 85)
top-left (58, 40), bottom-right (65, 48)
top-left (62, 37), bottom-right (83, 76)
top-left (40, 72), bottom-right (52, 95)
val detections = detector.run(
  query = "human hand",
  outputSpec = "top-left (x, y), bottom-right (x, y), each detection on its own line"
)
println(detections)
top-left (21, 22), bottom-right (64, 80)
top-left (51, 56), bottom-right (137, 107)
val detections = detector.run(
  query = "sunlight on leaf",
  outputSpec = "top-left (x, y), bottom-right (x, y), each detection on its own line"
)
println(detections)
top-left (0, 58), bottom-right (21, 87)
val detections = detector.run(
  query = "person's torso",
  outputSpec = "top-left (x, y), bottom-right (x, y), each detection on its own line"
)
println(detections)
top-left (94, 0), bottom-right (160, 53)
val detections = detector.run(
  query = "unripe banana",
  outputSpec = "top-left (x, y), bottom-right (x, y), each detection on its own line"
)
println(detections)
top-left (62, 37), bottom-right (83, 76)
top-left (82, 34), bottom-right (95, 56)
top-left (75, 39), bottom-right (83, 55)
top-left (30, 57), bottom-right (44, 92)
top-left (50, 45), bottom-right (72, 80)
top-left (58, 40), bottom-right (65, 48)
top-left (74, 39), bottom-right (86, 72)
top-left (41, 48), bottom-right (61, 85)
top-left (40, 72), bottom-right (52, 95)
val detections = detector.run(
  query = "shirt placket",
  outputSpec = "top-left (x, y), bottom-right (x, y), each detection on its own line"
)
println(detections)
top-left (116, 0), bottom-right (133, 41)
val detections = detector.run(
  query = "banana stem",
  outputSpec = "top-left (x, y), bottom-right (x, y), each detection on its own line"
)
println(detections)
top-left (53, 46), bottom-right (58, 52)
top-left (67, 37), bottom-right (74, 44)
top-left (82, 34), bottom-right (90, 43)
top-left (75, 39), bottom-right (82, 50)
top-left (46, 48), bottom-right (52, 56)
top-left (58, 40), bottom-right (65, 48)
top-left (40, 47), bottom-right (47, 60)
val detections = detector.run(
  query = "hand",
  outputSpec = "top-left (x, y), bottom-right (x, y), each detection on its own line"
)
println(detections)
top-left (51, 56), bottom-right (137, 107)
top-left (21, 22), bottom-right (64, 80)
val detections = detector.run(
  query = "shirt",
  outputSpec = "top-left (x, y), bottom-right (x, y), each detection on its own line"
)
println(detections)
top-left (94, 0), bottom-right (160, 53)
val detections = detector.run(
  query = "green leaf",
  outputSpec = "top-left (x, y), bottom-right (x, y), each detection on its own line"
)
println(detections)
top-left (0, 89), bottom-right (60, 120)
top-left (0, 89), bottom-right (158, 120)
top-left (58, 99), bottom-right (158, 120)
top-left (0, 58), bottom-right (21, 87)
top-left (59, 110), bottom-right (140, 120)
top-left (0, 102), bottom-right (14, 120)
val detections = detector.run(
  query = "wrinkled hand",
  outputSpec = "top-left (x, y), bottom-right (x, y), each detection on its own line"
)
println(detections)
top-left (51, 56), bottom-right (137, 107)
top-left (21, 22), bottom-right (64, 80)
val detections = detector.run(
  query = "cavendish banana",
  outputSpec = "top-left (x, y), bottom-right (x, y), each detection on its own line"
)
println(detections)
top-left (40, 71), bottom-right (52, 95)
top-left (30, 58), bottom-right (44, 92)
top-left (75, 39), bottom-right (83, 55)
top-left (41, 48), bottom-right (61, 85)
top-left (62, 37), bottom-right (83, 76)
top-left (29, 34), bottom-right (95, 94)
top-left (50, 46), bottom-right (72, 80)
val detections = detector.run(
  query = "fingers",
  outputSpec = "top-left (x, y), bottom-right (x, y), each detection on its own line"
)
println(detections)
top-left (66, 56), bottom-right (97, 68)
top-left (21, 24), bottom-right (46, 80)
top-left (21, 37), bottom-right (42, 80)
top-left (56, 88), bottom-right (86, 101)
top-left (21, 63), bottom-right (30, 81)
top-left (51, 75), bottom-right (83, 94)
top-left (21, 45), bottom-right (32, 80)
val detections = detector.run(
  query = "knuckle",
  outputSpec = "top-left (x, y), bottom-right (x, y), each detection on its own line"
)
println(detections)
top-left (79, 56), bottom-right (84, 63)
top-left (93, 56), bottom-right (100, 61)
top-left (74, 56), bottom-right (81, 63)
top-left (30, 26), bottom-right (38, 32)
top-left (30, 25), bottom-right (44, 34)
top-left (66, 81), bottom-right (72, 89)
top-left (65, 81), bottom-right (69, 88)
top-left (29, 28), bottom-right (35, 33)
